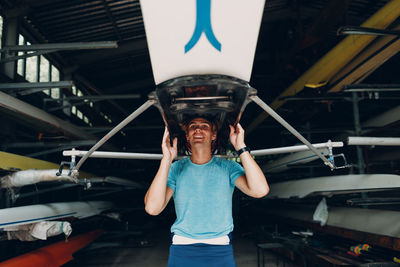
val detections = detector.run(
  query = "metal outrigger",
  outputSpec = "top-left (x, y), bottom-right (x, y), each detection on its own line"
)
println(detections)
top-left (250, 95), bottom-right (335, 170)
top-left (60, 99), bottom-right (156, 178)
top-left (62, 76), bottom-right (346, 178)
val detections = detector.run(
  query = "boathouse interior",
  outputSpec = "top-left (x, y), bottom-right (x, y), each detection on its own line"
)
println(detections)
top-left (1, 0), bottom-right (400, 266)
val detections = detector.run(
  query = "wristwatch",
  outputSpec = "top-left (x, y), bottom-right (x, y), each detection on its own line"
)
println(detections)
top-left (236, 146), bottom-right (250, 156)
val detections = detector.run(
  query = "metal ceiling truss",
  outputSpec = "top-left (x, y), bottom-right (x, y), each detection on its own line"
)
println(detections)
top-left (0, 81), bottom-right (73, 95)
top-left (337, 25), bottom-right (400, 36)
top-left (0, 90), bottom-right (95, 140)
top-left (0, 41), bottom-right (118, 63)
top-left (248, 0), bottom-right (400, 133)
top-left (329, 24), bottom-right (400, 88)
top-left (329, 38), bottom-right (400, 92)
top-left (2, 140), bottom-right (97, 149)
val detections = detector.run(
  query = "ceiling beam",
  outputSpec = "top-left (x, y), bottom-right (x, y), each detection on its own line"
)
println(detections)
top-left (305, 0), bottom-right (400, 88)
top-left (2, 6), bottom-right (31, 19)
top-left (2, 140), bottom-right (97, 149)
top-left (1, 41), bottom-right (118, 51)
top-left (328, 26), bottom-right (400, 87)
top-left (328, 38), bottom-right (400, 92)
top-left (70, 39), bottom-right (147, 66)
top-left (45, 94), bottom-right (142, 102)
top-left (0, 91), bottom-right (94, 140)
top-left (247, 0), bottom-right (400, 133)
top-left (73, 73), bottom-right (129, 116)
top-left (0, 81), bottom-right (73, 90)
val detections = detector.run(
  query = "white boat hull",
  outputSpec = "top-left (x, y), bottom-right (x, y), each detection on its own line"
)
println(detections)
top-left (0, 201), bottom-right (113, 230)
top-left (266, 204), bottom-right (400, 239)
top-left (267, 174), bottom-right (400, 199)
top-left (262, 148), bottom-right (330, 173)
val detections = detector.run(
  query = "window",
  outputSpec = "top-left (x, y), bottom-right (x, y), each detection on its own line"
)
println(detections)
top-left (16, 33), bottom-right (60, 92)
top-left (17, 35), bottom-right (25, 76)
top-left (102, 113), bottom-right (112, 123)
top-left (51, 88), bottom-right (60, 99)
top-left (25, 53), bottom-right (37, 82)
top-left (50, 65), bottom-right (60, 98)
top-left (0, 16), bottom-right (3, 49)
top-left (14, 33), bottom-right (66, 104)
top-left (70, 87), bottom-right (92, 125)
top-left (77, 109), bottom-right (83, 120)
top-left (51, 65), bottom-right (59, 82)
top-left (39, 55), bottom-right (52, 95)
top-left (40, 55), bottom-right (49, 82)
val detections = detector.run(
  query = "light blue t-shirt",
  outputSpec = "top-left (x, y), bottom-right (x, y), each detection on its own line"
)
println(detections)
top-left (167, 156), bottom-right (245, 239)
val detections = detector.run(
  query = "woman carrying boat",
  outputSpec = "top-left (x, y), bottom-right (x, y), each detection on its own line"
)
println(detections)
top-left (144, 116), bottom-right (269, 267)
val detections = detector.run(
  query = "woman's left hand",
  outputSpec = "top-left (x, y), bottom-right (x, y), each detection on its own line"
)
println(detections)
top-left (229, 123), bottom-right (246, 151)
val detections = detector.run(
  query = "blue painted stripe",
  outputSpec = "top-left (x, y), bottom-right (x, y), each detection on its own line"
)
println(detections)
top-left (185, 0), bottom-right (221, 53)
top-left (0, 212), bottom-right (77, 227)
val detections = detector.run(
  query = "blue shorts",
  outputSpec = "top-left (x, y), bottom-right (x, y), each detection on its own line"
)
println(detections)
top-left (167, 234), bottom-right (236, 267)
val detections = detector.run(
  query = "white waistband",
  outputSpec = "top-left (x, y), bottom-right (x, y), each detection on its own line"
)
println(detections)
top-left (172, 234), bottom-right (230, 245)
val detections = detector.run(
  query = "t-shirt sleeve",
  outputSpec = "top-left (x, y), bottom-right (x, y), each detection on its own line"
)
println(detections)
top-left (167, 161), bottom-right (177, 192)
top-left (228, 160), bottom-right (245, 186)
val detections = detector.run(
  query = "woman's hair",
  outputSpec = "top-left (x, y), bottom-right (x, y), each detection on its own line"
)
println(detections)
top-left (178, 114), bottom-right (230, 155)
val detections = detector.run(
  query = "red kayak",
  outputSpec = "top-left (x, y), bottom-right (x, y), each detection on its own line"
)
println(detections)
top-left (0, 229), bottom-right (103, 267)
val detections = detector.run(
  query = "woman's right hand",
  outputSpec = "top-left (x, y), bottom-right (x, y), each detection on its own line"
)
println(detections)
top-left (161, 126), bottom-right (177, 161)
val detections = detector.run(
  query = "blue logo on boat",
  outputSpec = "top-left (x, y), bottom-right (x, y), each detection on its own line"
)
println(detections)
top-left (185, 0), bottom-right (221, 53)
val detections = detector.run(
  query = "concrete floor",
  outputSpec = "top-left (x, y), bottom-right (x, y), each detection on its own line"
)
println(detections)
top-left (64, 228), bottom-right (297, 267)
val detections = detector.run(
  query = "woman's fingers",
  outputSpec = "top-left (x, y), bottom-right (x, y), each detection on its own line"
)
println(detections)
top-left (237, 123), bottom-right (245, 134)
top-left (229, 125), bottom-right (237, 147)
top-left (162, 126), bottom-right (168, 142)
top-left (161, 128), bottom-right (178, 159)
top-left (229, 125), bottom-right (235, 136)
top-left (162, 127), bottom-right (172, 156)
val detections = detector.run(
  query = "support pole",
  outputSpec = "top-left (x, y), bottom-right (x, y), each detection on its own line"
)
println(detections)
top-left (347, 137), bottom-right (400, 146)
top-left (73, 100), bottom-right (155, 174)
top-left (250, 95), bottom-right (335, 170)
top-left (0, 81), bottom-right (74, 92)
top-left (251, 141), bottom-right (343, 156)
top-left (306, 122), bottom-right (315, 179)
top-left (64, 142), bottom-right (343, 160)
top-left (1, 42), bottom-right (118, 52)
top-left (64, 150), bottom-right (163, 160)
top-left (350, 92), bottom-right (368, 205)
top-left (352, 92), bottom-right (365, 174)
top-left (0, 41), bottom-right (118, 63)
top-left (1, 17), bottom-right (18, 79)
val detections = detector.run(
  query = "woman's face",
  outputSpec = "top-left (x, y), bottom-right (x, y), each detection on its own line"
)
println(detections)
top-left (186, 118), bottom-right (217, 147)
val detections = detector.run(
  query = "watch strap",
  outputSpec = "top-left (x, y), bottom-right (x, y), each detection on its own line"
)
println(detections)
top-left (236, 146), bottom-right (250, 156)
